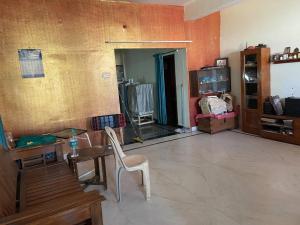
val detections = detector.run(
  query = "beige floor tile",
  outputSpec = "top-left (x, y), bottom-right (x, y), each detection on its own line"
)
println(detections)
top-left (83, 131), bottom-right (300, 225)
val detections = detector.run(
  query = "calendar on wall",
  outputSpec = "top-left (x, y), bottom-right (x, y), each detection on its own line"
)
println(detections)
top-left (18, 49), bottom-right (45, 78)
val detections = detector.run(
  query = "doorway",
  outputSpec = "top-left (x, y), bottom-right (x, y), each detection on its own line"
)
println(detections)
top-left (163, 54), bottom-right (178, 126)
top-left (114, 48), bottom-right (190, 145)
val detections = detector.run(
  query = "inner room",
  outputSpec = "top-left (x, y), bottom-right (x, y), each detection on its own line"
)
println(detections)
top-left (115, 48), bottom-right (190, 144)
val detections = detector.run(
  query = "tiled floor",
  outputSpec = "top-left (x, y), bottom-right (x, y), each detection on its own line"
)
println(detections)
top-left (84, 131), bottom-right (300, 225)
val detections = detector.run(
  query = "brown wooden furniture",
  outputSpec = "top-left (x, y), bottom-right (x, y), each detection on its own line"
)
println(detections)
top-left (240, 48), bottom-right (270, 135)
top-left (10, 140), bottom-right (64, 169)
top-left (67, 146), bottom-right (114, 190)
top-left (0, 147), bottom-right (105, 225)
top-left (241, 49), bottom-right (300, 145)
top-left (260, 114), bottom-right (300, 145)
top-left (196, 112), bottom-right (236, 134)
top-left (190, 67), bottom-right (231, 97)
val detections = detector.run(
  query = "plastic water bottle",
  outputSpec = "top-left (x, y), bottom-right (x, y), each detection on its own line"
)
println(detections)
top-left (69, 129), bottom-right (78, 158)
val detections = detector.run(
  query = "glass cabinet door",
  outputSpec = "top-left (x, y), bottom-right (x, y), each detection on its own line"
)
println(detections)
top-left (243, 54), bottom-right (258, 109)
top-left (198, 67), bottom-right (231, 94)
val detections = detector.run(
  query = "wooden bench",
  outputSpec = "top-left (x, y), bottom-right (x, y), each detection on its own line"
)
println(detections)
top-left (0, 147), bottom-right (105, 225)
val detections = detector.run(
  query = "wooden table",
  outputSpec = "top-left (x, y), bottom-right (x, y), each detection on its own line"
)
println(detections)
top-left (67, 146), bottom-right (113, 190)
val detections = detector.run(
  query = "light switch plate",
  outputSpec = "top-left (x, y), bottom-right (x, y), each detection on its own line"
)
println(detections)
top-left (102, 72), bottom-right (111, 79)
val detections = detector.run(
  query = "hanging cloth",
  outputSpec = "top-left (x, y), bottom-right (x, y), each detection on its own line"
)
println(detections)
top-left (154, 54), bottom-right (167, 125)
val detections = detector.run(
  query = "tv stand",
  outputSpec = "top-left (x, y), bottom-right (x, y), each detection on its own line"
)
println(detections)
top-left (260, 114), bottom-right (300, 145)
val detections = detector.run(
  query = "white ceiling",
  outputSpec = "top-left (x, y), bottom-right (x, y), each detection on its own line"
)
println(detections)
top-left (125, 0), bottom-right (241, 20)
top-left (184, 0), bottom-right (240, 20)
top-left (126, 0), bottom-right (191, 6)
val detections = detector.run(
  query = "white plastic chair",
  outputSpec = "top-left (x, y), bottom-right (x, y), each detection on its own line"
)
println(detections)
top-left (105, 127), bottom-right (150, 201)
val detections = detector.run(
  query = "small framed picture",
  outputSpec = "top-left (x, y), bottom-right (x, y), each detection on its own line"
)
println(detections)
top-left (215, 58), bottom-right (229, 67)
top-left (284, 47), bottom-right (291, 54)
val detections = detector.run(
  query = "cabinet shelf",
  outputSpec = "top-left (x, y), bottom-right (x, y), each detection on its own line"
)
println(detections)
top-left (260, 114), bottom-right (300, 145)
top-left (261, 122), bottom-right (292, 129)
top-left (261, 129), bottom-right (294, 136)
top-left (200, 80), bottom-right (229, 85)
top-left (262, 114), bottom-right (300, 120)
top-left (245, 82), bottom-right (257, 84)
top-left (245, 64), bottom-right (257, 68)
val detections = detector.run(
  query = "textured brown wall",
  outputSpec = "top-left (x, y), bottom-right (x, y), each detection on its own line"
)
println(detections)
top-left (185, 12), bottom-right (221, 126)
top-left (0, 0), bottom-right (186, 136)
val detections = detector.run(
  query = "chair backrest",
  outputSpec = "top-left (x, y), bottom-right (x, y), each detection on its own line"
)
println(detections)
top-left (105, 127), bottom-right (126, 167)
top-left (0, 146), bottom-right (18, 217)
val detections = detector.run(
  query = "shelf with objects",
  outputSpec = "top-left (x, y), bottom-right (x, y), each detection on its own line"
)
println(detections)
top-left (261, 96), bottom-right (300, 145)
top-left (190, 60), bottom-right (238, 134)
top-left (271, 51), bottom-right (300, 64)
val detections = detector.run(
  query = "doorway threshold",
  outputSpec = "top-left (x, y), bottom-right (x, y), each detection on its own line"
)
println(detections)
top-left (123, 123), bottom-right (184, 145)
top-left (123, 129), bottom-right (203, 152)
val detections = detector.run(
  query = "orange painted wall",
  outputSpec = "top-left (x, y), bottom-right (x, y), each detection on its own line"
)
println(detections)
top-left (185, 12), bottom-right (221, 127)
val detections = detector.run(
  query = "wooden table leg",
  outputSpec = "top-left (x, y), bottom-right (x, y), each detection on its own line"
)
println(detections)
top-left (55, 144), bottom-right (64, 162)
top-left (68, 156), bottom-right (79, 178)
top-left (67, 156), bottom-right (72, 169)
top-left (100, 156), bottom-right (107, 190)
top-left (94, 158), bottom-right (100, 183)
top-left (91, 201), bottom-right (103, 225)
top-left (73, 161), bottom-right (79, 178)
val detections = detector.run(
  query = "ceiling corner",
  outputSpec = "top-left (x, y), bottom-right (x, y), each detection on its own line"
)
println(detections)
top-left (184, 0), bottom-right (241, 21)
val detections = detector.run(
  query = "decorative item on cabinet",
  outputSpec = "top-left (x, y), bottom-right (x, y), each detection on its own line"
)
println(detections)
top-left (284, 47), bottom-right (291, 54)
top-left (256, 43), bottom-right (268, 48)
top-left (215, 58), bottom-right (228, 67)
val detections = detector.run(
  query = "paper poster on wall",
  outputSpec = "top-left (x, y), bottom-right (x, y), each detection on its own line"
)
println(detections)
top-left (18, 49), bottom-right (45, 78)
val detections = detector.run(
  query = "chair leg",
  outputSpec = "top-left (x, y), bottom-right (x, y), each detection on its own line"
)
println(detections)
top-left (142, 164), bottom-right (151, 200)
top-left (116, 167), bottom-right (122, 202)
top-left (140, 170), bottom-right (144, 185)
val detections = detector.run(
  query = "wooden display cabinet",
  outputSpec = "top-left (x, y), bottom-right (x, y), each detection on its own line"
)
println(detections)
top-left (240, 48), bottom-right (270, 134)
top-left (190, 67), bottom-right (231, 97)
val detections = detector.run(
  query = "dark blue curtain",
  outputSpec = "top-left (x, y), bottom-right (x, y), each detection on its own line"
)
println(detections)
top-left (154, 54), bottom-right (167, 125)
top-left (0, 117), bottom-right (8, 150)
